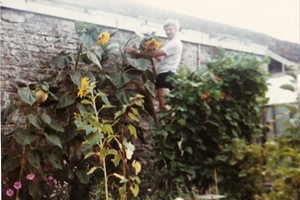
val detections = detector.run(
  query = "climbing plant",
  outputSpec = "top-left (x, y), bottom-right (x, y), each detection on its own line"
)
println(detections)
top-left (152, 51), bottom-right (269, 199)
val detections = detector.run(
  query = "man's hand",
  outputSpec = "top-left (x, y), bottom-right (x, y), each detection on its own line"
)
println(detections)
top-left (123, 47), bottom-right (138, 55)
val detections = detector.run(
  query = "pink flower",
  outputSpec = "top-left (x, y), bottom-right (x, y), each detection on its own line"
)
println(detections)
top-left (26, 173), bottom-right (36, 180)
top-left (53, 179), bottom-right (58, 185)
top-left (6, 188), bottom-right (14, 197)
top-left (13, 181), bottom-right (22, 190)
top-left (48, 176), bottom-right (53, 181)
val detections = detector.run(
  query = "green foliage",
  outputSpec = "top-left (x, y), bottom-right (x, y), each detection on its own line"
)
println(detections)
top-left (50, 51), bottom-right (73, 69)
top-left (7, 18), bottom-right (299, 200)
top-left (1, 21), bottom-right (155, 200)
top-left (152, 52), bottom-right (269, 199)
top-left (18, 86), bottom-right (36, 105)
top-left (1, 103), bottom-right (18, 124)
top-left (138, 32), bottom-right (161, 50)
top-left (265, 68), bottom-right (300, 199)
top-left (280, 83), bottom-right (295, 92)
top-left (215, 139), bottom-right (267, 199)
top-left (74, 78), bottom-right (143, 199)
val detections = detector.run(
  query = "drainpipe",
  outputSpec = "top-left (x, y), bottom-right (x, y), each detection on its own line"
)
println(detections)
top-left (282, 63), bottom-right (285, 73)
top-left (197, 44), bottom-right (201, 70)
top-left (272, 105), bottom-right (277, 137)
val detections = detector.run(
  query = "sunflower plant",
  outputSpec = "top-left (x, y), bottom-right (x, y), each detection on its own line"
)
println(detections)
top-left (2, 20), bottom-right (155, 200)
top-left (138, 32), bottom-right (162, 51)
top-left (74, 77), bottom-right (143, 200)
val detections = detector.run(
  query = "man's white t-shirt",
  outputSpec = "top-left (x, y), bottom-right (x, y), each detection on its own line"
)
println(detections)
top-left (157, 36), bottom-right (183, 74)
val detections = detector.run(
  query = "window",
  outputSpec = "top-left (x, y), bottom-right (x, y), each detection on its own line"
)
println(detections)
top-left (268, 59), bottom-right (282, 74)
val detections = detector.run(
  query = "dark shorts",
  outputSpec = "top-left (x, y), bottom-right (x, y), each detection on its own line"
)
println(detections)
top-left (155, 71), bottom-right (175, 90)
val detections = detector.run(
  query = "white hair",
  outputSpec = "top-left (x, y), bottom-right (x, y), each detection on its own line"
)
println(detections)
top-left (163, 19), bottom-right (181, 32)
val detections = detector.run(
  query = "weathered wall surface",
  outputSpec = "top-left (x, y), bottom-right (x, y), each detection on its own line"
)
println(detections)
top-left (1, 7), bottom-right (206, 133)
top-left (1, 8), bottom-right (77, 106)
top-left (0, 8), bottom-right (204, 105)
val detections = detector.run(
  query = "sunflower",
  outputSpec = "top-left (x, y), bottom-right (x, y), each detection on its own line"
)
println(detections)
top-left (97, 31), bottom-right (110, 45)
top-left (77, 77), bottom-right (89, 98)
top-left (144, 38), bottom-right (162, 50)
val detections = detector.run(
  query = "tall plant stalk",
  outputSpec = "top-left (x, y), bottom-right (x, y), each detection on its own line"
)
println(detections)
top-left (90, 90), bottom-right (110, 200)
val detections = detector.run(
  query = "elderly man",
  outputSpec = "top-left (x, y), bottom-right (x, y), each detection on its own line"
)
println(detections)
top-left (124, 19), bottom-right (183, 111)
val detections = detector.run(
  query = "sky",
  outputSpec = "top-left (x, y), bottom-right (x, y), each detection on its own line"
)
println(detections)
top-left (131, 0), bottom-right (300, 43)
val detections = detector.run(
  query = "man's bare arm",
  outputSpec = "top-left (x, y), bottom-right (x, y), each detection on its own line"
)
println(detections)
top-left (124, 47), bottom-right (166, 59)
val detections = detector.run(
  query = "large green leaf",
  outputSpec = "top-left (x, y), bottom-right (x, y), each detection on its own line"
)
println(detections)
top-left (69, 70), bottom-right (82, 88)
top-left (107, 42), bottom-right (120, 54)
top-left (75, 169), bottom-right (90, 184)
top-left (99, 147), bottom-right (109, 160)
top-left (50, 51), bottom-right (72, 69)
top-left (144, 80), bottom-right (156, 97)
top-left (44, 133), bottom-right (62, 148)
top-left (106, 71), bottom-right (134, 89)
top-left (130, 183), bottom-right (139, 197)
top-left (128, 112), bottom-right (139, 122)
top-left (74, 21), bottom-right (85, 32)
top-left (84, 151), bottom-right (95, 160)
top-left (127, 124), bottom-right (137, 138)
top-left (74, 117), bottom-right (97, 135)
top-left (40, 113), bottom-right (51, 124)
top-left (76, 103), bottom-right (93, 119)
top-left (116, 90), bottom-right (137, 104)
top-left (127, 57), bottom-right (148, 71)
top-left (18, 87), bottom-right (36, 105)
top-left (28, 182), bottom-right (43, 200)
top-left (112, 153), bottom-right (122, 167)
top-left (80, 50), bottom-right (102, 69)
top-left (13, 128), bottom-right (36, 145)
top-left (39, 81), bottom-right (49, 91)
top-left (279, 83), bottom-right (295, 92)
top-left (82, 132), bottom-right (104, 147)
top-left (47, 153), bottom-right (63, 169)
top-left (55, 93), bottom-right (76, 109)
top-left (144, 68), bottom-right (156, 82)
top-left (27, 150), bottom-right (41, 168)
top-left (1, 103), bottom-right (18, 124)
top-left (87, 50), bottom-right (102, 69)
top-left (99, 92), bottom-right (111, 105)
top-left (48, 119), bottom-right (64, 132)
top-left (109, 29), bottom-right (118, 37)
top-left (75, 22), bottom-right (99, 49)
top-left (27, 114), bottom-right (44, 130)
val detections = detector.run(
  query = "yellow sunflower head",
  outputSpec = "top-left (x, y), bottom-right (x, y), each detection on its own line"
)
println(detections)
top-left (77, 77), bottom-right (89, 98)
top-left (144, 38), bottom-right (162, 50)
top-left (97, 31), bottom-right (110, 45)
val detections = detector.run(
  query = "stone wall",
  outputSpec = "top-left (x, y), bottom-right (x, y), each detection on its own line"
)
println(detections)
top-left (0, 7), bottom-right (202, 106)
top-left (1, 8), bottom-right (77, 105)
top-left (1, 8), bottom-right (210, 134)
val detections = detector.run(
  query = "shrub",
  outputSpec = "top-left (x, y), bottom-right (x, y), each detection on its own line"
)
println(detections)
top-left (152, 51), bottom-right (269, 199)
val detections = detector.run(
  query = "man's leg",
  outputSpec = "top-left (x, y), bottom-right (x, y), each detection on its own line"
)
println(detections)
top-left (157, 88), bottom-right (171, 111)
